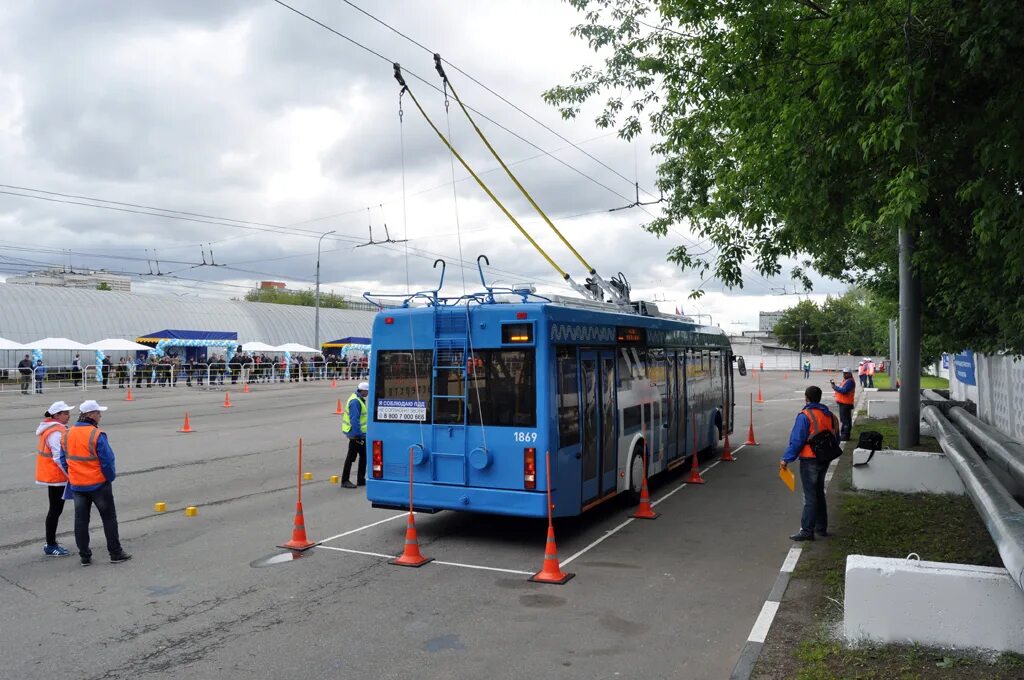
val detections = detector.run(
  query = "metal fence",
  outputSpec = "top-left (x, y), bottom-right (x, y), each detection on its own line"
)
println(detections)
top-left (734, 353), bottom-right (885, 373)
top-left (950, 353), bottom-right (1024, 442)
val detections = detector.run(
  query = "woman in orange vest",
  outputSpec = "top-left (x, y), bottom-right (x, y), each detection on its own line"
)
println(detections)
top-left (36, 401), bottom-right (74, 557)
top-left (830, 368), bottom-right (856, 441)
top-left (59, 400), bottom-right (131, 566)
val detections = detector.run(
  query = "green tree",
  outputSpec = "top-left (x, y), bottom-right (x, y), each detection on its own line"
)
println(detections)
top-left (545, 1), bottom-right (1024, 354)
top-left (95, 281), bottom-right (112, 291)
top-left (243, 288), bottom-right (350, 309)
top-left (775, 289), bottom-right (891, 356)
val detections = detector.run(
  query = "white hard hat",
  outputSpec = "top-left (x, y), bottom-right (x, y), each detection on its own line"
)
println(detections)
top-left (357, 382), bottom-right (369, 392)
top-left (47, 401), bottom-right (74, 414)
top-left (78, 399), bottom-right (108, 413)
top-left (841, 367), bottom-right (851, 373)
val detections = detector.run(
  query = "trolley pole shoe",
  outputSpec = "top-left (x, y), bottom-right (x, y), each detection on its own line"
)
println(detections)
top-left (178, 412), bottom-right (194, 433)
top-left (125, 387), bottom-right (134, 402)
top-left (529, 525), bottom-right (575, 584)
top-left (334, 399), bottom-right (344, 415)
top-left (223, 392), bottom-right (232, 408)
top-left (277, 501), bottom-right (316, 551)
top-left (721, 429), bottom-right (736, 462)
top-left (389, 514), bottom-right (433, 567)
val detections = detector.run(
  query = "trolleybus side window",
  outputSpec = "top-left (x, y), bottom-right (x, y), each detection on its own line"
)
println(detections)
top-left (555, 348), bottom-right (580, 446)
top-left (373, 350), bottom-right (433, 422)
top-left (466, 349), bottom-right (537, 427)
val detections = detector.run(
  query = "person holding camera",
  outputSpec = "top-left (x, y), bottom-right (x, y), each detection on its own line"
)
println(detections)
top-left (830, 368), bottom-right (856, 441)
top-left (340, 382), bottom-right (369, 489)
top-left (780, 385), bottom-right (840, 541)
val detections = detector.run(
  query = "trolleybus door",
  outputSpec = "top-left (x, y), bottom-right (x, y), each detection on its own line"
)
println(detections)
top-left (580, 350), bottom-right (618, 505)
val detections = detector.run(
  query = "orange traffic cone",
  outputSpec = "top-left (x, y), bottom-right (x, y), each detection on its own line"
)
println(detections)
top-left (721, 429), bottom-right (735, 461)
top-left (243, 383), bottom-right (250, 393)
top-left (125, 387), bottom-right (134, 402)
top-left (745, 394), bottom-right (760, 446)
top-left (784, 372), bottom-right (788, 380)
top-left (178, 412), bottom-right (194, 433)
top-left (756, 387), bottom-right (764, 403)
top-left (334, 399), bottom-right (344, 415)
top-left (686, 413), bottom-right (705, 484)
top-left (331, 378), bottom-right (337, 388)
top-left (223, 392), bottom-right (232, 408)
top-left (529, 524), bottom-right (575, 584)
top-left (633, 440), bottom-right (658, 518)
top-left (278, 501), bottom-right (316, 551)
top-left (389, 514), bottom-right (433, 567)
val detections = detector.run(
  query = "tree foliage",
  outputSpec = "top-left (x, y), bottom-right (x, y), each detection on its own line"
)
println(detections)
top-left (544, 1), bottom-right (1024, 353)
top-left (774, 289), bottom-right (892, 356)
top-left (243, 287), bottom-right (350, 309)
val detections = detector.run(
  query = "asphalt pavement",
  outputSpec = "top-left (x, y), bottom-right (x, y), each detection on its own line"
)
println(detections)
top-left (0, 371), bottom-right (822, 679)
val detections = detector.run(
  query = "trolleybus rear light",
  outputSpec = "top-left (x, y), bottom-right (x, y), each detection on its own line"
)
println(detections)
top-left (372, 440), bottom-right (383, 478)
top-left (384, 317), bottom-right (394, 325)
top-left (516, 312), bottom-right (527, 320)
top-left (524, 447), bottom-right (537, 489)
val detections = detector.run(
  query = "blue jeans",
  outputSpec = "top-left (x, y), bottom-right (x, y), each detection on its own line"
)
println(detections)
top-left (73, 483), bottom-right (123, 557)
top-left (799, 459), bottom-right (828, 534)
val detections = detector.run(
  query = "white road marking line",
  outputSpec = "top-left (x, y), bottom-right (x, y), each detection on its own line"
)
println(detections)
top-left (316, 545), bottom-right (394, 559)
top-left (747, 601), bottom-right (780, 643)
top-left (780, 547), bottom-right (802, 573)
top-left (316, 544), bottom-right (533, 575)
top-left (319, 512), bottom-right (407, 544)
top-left (433, 560), bottom-right (533, 576)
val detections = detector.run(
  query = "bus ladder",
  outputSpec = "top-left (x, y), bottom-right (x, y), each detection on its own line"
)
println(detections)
top-left (430, 307), bottom-right (470, 484)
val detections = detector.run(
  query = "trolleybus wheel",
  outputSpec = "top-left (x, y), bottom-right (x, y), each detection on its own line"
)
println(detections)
top-left (628, 444), bottom-right (645, 505)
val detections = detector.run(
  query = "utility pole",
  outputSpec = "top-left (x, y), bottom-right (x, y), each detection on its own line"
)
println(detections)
top-left (798, 322), bottom-right (806, 372)
top-left (898, 226), bottom-right (921, 448)
top-left (314, 230), bottom-right (336, 352)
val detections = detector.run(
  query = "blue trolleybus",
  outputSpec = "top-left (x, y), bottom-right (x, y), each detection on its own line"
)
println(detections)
top-left (365, 294), bottom-right (734, 518)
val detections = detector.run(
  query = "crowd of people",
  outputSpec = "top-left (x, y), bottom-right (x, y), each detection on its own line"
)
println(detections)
top-left (15, 351), bottom-right (370, 393)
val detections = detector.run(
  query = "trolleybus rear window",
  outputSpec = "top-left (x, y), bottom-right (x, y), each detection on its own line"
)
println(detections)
top-left (466, 349), bottom-right (536, 427)
top-left (374, 350), bottom-right (433, 422)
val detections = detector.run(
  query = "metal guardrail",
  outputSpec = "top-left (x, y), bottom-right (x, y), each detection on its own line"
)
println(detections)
top-left (922, 405), bottom-right (1024, 592)
top-left (947, 406), bottom-right (1024, 494)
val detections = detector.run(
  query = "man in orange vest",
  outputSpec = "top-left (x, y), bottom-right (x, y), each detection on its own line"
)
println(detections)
top-left (830, 368), bottom-right (856, 441)
top-left (36, 401), bottom-right (74, 557)
top-left (60, 400), bottom-right (131, 566)
top-left (780, 386), bottom-right (840, 541)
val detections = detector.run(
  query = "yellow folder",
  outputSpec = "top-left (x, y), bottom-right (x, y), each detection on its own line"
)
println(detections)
top-left (779, 466), bottom-right (796, 492)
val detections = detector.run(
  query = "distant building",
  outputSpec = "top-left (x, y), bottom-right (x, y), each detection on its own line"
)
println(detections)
top-left (259, 281), bottom-right (286, 290)
top-left (7, 268), bottom-right (132, 292)
top-left (759, 310), bottom-right (785, 333)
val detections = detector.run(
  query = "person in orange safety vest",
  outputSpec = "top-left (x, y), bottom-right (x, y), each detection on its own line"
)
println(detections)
top-left (59, 400), bottom-right (131, 566)
top-left (36, 401), bottom-right (74, 557)
top-left (830, 368), bottom-right (856, 442)
top-left (780, 385), bottom-right (840, 541)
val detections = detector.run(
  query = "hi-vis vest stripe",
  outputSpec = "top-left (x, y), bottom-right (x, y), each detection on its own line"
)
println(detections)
top-left (63, 426), bottom-right (106, 487)
top-left (35, 423), bottom-right (67, 484)
top-left (341, 393), bottom-right (367, 435)
top-left (799, 408), bottom-right (837, 459)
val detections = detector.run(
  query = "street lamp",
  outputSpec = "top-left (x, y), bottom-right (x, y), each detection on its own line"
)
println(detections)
top-left (314, 230), bottom-right (336, 352)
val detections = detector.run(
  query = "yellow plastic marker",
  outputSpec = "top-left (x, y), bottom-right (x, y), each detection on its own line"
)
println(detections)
top-left (303, 472), bottom-right (313, 481)
top-left (153, 502), bottom-right (167, 513)
top-left (184, 506), bottom-right (198, 517)
top-left (329, 475), bottom-right (340, 485)
top-left (779, 466), bottom-right (796, 492)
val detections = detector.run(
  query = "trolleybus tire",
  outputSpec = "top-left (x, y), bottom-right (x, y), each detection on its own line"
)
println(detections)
top-left (627, 443), bottom-right (645, 505)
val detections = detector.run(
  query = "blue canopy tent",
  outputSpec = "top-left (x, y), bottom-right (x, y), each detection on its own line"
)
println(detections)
top-left (136, 330), bottom-right (239, 362)
top-left (322, 336), bottom-right (371, 357)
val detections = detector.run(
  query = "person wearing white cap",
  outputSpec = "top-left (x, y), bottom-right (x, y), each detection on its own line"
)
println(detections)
top-left (829, 368), bottom-right (856, 441)
top-left (35, 401), bottom-right (74, 557)
top-left (340, 382), bottom-right (370, 489)
top-left (59, 400), bottom-right (131, 565)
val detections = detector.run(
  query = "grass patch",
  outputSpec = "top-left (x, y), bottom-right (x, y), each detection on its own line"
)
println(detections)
top-left (871, 371), bottom-right (949, 390)
top-left (852, 416), bottom-right (941, 453)
top-left (771, 415), bottom-right (1015, 679)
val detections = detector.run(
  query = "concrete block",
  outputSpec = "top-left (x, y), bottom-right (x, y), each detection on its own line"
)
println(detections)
top-left (851, 448), bottom-right (965, 494)
top-left (867, 399), bottom-right (899, 418)
top-left (845, 555), bottom-right (1024, 654)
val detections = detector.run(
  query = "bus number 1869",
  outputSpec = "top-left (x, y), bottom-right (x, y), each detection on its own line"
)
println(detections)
top-left (513, 431), bottom-right (538, 443)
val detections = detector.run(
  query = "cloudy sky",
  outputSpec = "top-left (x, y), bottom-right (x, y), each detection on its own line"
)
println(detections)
top-left (0, 0), bottom-right (844, 332)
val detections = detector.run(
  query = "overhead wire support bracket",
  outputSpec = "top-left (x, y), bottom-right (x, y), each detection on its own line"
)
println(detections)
top-left (608, 182), bottom-right (665, 213)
